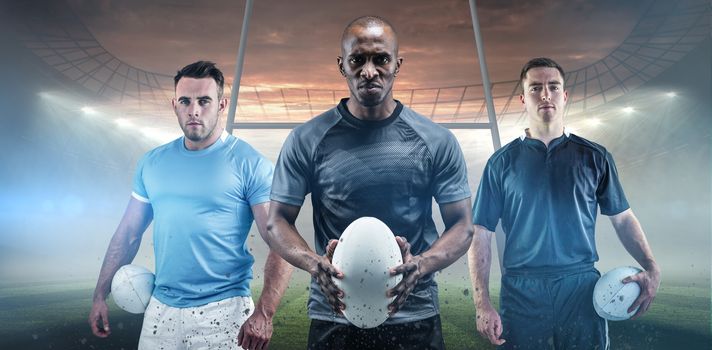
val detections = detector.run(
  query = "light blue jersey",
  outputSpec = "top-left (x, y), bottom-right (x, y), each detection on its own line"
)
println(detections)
top-left (132, 130), bottom-right (273, 307)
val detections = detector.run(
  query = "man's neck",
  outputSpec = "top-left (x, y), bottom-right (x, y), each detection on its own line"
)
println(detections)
top-left (346, 96), bottom-right (397, 121)
top-left (526, 121), bottom-right (565, 147)
top-left (184, 129), bottom-right (223, 151)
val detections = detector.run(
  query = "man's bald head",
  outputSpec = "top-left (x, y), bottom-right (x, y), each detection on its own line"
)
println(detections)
top-left (338, 16), bottom-right (403, 110)
top-left (341, 16), bottom-right (399, 55)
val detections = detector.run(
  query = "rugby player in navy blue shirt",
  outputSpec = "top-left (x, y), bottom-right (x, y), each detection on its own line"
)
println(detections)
top-left (468, 58), bottom-right (660, 349)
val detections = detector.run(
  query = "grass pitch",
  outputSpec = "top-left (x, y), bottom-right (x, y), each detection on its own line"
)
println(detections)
top-left (0, 279), bottom-right (709, 349)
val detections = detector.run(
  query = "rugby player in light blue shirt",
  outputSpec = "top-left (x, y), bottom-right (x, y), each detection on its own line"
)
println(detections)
top-left (89, 61), bottom-right (292, 350)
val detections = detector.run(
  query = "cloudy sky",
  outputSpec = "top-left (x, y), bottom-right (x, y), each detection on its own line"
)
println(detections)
top-left (64, 0), bottom-right (647, 89)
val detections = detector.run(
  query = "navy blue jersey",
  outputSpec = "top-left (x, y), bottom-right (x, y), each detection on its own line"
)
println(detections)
top-left (472, 131), bottom-right (629, 270)
top-left (272, 99), bottom-right (471, 324)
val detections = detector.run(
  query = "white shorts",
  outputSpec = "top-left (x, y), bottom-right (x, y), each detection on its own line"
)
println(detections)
top-left (138, 295), bottom-right (254, 350)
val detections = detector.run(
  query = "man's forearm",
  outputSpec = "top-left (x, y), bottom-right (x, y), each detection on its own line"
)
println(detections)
top-left (93, 198), bottom-right (152, 302)
top-left (254, 250), bottom-right (293, 317)
top-left (419, 220), bottom-right (474, 275)
top-left (265, 217), bottom-right (320, 274)
top-left (468, 226), bottom-right (494, 308)
top-left (415, 199), bottom-right (474, 275)
top-left (611, 210), bottom-right (659, 272)
top-left (93, 230), bottom-right (142, 301)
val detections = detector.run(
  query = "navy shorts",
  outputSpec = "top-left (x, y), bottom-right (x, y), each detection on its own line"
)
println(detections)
top-left (499, 265), bottom-right (608, 350)
top-left (307, 315), bottom-right (445, 350)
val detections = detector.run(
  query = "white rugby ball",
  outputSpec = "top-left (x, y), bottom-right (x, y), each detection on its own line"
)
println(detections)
top-left (593, 266), bottom-right (642, 321)
top-left (111, 264), bottom-right (155, 314)
top-left (332, 217), bottom-right (403, 328)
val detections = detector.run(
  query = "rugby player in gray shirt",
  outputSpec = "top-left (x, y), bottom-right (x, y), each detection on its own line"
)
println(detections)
top-left (264, 16), bottom-right (474, 349)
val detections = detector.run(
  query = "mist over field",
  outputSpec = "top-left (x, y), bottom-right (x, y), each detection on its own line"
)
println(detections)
top-left (1, 42), bottom-right (709, 288)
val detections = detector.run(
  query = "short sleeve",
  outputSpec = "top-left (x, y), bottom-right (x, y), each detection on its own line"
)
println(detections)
top-left (245, 156), bottom-right (274, 206)
top-left (597, 151), bottom-right (630, 215)
top-left (432, 131), bottom-right (471, 204)
top-left (131, 154), bottom-right (150, 203)
top-left (270, 129), bottom-right (312, 206)
top-left (472, 158), bottom-right (503, 232)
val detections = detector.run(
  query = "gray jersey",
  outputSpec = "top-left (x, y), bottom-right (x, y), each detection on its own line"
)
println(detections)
top-left (271, 99), bottom-right (470, 324)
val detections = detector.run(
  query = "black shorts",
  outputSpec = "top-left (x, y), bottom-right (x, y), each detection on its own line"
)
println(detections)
top-left (499, 267), bottom-right (608, 349)
top-left (307, 315), bottom-right (445, 350)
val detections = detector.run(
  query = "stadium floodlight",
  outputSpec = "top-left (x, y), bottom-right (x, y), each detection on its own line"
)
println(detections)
top-left (114, 118), bottom-right (133, 128)
top-left (622, 106), bottom-right (634, 114)
top-left (141, 127), bottom-right (179, 144)
top-left (666, 91), bottom-right (677, 98)
top-left (586, 118), bottom-right (602, 127)
top-left (81, 106), bottom-right (97, 115)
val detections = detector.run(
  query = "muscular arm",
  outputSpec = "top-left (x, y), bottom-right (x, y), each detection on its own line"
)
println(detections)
top-left (388, 198), bottom-right (474, 312)
top-left (609, 209), bottom-right (659, 273)
top-left (265, 201), bottom-right (344, 311)
top-left (467, 224), bottom-right (505, 345)
top-left (238, 202), bottom-right (294, 350)
top-left (89, 197), bottom-right (153, 337)
top-left (265, 201), bottom-right (323, 275)
top-left (251, 202), bottom-right (294, 316)
top-left (609, 208), bottom-right (661, 318)
top-left (467, 225), bottom-right (494, 309)
top-left (418, 198), bottom-right (474, 275)
top-left (93, 197), bottom-right (153, 301)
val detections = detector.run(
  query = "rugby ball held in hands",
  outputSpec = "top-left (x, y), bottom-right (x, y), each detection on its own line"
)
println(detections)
top-left (111, 264), bottom-right (155, 314)
top-left (593, 266), bottom-right (642, 321)
top-left (332, 217), bottom-right (403, 328)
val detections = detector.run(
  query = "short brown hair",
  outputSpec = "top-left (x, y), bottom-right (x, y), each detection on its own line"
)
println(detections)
top-left (174, 61), bottom-right (225, 98)
top-left (519, 57), bottom-right (565, 87)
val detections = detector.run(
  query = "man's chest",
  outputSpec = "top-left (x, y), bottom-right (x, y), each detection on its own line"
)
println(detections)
top-left (501, 148), bottom-right (601, 200)
top-left (312, 132), bottom-right (433, 199)
top-left (143, 156), bottom-right (243, 206)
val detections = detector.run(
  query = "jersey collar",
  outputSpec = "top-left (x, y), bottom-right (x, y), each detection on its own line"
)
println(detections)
top-left (519, 127), bottom-right (571, 141)
top-left (337, 98), bottom-right (403, 129)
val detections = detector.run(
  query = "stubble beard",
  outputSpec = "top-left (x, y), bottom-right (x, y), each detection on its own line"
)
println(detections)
top-left (183, 122), bottom-right (216, 143)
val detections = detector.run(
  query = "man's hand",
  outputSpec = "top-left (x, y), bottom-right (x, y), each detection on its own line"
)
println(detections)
top-left (475, 302), bottom-right (506, 346)
top-left (387, 236), bottom-right (424, 315)
top-left (622, 268), bottom-right (661, 319)
top-left (237, 309), bottom-right (273, 350)
top-left (88, 298), bottom-right (111, 338)
top-left (310, 239), bottom-right (344, 313)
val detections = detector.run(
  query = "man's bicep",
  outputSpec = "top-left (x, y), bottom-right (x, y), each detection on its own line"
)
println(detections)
top-left (597, 151), bottom-right (630, 215)
top-left (432, 132), bottom-right (471, 203)
top-left (271, 131), bottom-right (310, 205)
top-left (607, 208), bottom-right (634, 228)
top-left (131, 154), bottom-right (150, 203)
top-left (439, 198), bottom-right (473, 229)
top-left (246, 157), bottom-right (274, 206)
top-left (251, 202), bottom-right (270, 234)
top-left (473, 224), bottom-right (495, 238)
top-left (268, 200), bottom-right (302, 225)
top-left (472, 160), bottom-right (503, 232)
top-left (117, 197), bottom-right (153, 239)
